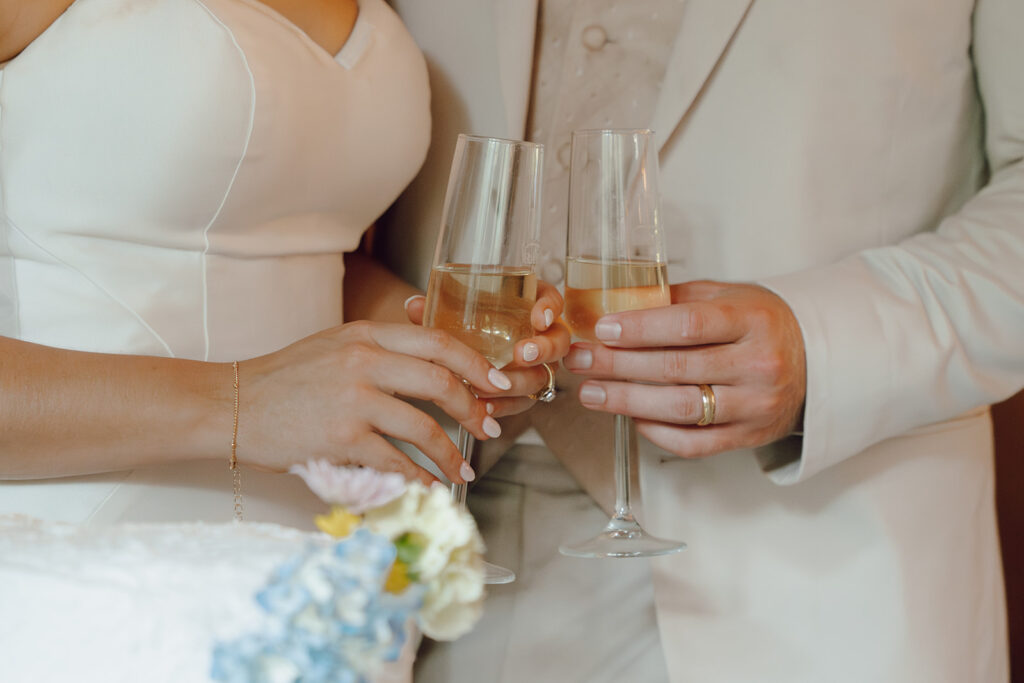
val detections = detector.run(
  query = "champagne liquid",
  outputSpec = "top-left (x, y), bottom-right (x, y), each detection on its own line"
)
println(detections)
top-left (424, 264), bottom-right (538, 368)
top-left (564, 257), bottom-right (670, 341)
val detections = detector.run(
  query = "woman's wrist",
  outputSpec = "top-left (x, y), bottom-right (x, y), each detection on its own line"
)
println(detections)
top-left (178, 359), bottom-right (239, 465)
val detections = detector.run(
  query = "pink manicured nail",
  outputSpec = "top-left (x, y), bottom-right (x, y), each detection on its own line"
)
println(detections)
top-left (482, 416), bottom-right (502, 438)
top-left (486, 402), bottom-right (495, 415)
top-left (594, 320), bottom-right (621, 341)
top-left (543, 308), bottom-right (555, 328)
top-left (522, 342), bottom-right (540, 362)
top-left (460, 461), bottom-right (476, 482)
top-left (403, 295), bottom-right (424, 310)
top-left (579, 383), bottom-right (607, 405)
top-left (564, 347), bottom-right (593, 370)
top-left (488, 368), bottom-right (512, 391)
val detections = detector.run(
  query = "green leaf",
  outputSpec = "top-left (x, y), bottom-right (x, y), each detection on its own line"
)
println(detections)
top-left (394, 532), bottom-right (427, 567)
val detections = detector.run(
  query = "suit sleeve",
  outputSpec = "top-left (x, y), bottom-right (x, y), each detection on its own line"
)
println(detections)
top-left (756, 0), bottom-right (1024, 484)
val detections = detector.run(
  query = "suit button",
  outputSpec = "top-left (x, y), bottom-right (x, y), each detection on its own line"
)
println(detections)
top-left (581, 25), bottom-right (607, 51)
top-left (540, 258), bottom-right (564, 285)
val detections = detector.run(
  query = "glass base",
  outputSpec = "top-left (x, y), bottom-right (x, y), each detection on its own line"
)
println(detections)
top-left (483, 560), bottom-right (516, 584)
top-left (559, 516), bottom-right (687, 559)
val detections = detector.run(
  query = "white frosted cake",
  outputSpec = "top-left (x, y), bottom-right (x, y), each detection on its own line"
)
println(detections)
top-left (0, 515), bottom-right (414, 683)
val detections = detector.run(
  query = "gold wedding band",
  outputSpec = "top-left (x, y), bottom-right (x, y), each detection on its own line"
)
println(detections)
top-left (697, 383), bottom-right (717, 426)
top-left (528, 363), bottom-right (558, 403)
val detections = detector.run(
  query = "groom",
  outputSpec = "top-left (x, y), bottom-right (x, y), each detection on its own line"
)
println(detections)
top-left (379, 1), bottom-right (1022, 681)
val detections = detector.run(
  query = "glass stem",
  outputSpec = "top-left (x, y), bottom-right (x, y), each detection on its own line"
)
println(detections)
top-left (613, 414), bottom-right (635, 521)
top-left (450, 427), bottom-right (474, 509)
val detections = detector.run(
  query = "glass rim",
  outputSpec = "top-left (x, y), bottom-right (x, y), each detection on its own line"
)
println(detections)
top-left (571, 128), bottom-right (654, 137)
top-left (457, 133), bottom-right (544, 150)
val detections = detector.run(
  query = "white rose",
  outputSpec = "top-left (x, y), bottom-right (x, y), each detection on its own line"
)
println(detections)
top-left (363, 483), bottom-right (486, 640)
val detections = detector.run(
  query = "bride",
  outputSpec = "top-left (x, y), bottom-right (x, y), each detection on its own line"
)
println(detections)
top-left (0, 0), bottom-right (568, 527)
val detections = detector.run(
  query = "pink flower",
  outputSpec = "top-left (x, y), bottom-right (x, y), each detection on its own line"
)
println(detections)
top-left (289, 461), bottom-right (407, 514)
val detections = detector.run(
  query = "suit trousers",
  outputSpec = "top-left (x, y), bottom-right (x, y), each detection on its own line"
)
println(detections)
top-left (414, 444), bottom-right (670, 683)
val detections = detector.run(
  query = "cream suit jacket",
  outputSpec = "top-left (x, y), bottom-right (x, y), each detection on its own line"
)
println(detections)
top-left (381, 1), bottom-right (1021, 680)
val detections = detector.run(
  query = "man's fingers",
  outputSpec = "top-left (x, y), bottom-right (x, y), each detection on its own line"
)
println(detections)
top-left (633, 420), bottom-right (747, 460)
top-left (563, 342), bottom-right (741, 384)
top-left (576, 380), bottom-right (742, 425)
top-left (593, 301), bottom-right (747, 348)
top-left (669, 280), bottom-right (726, 303)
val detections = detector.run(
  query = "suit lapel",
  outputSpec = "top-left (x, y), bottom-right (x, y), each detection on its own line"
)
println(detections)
top-left (493, 0), bottom-right (539, 138)
top-left (650, 0), bottom-right (756, 151)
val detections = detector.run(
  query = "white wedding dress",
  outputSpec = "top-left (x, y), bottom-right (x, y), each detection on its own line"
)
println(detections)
top-left (0, 0), bottom-right (430, 528)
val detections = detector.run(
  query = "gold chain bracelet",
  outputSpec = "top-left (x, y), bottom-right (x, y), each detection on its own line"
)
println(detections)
top-left (230, 360), bottom-right (243, 522)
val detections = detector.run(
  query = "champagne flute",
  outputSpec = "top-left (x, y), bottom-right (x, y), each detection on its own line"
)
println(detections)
top-left (559, 129), bottom-right (687, 559)
top-left (423, 134), bottom-right (544, 584)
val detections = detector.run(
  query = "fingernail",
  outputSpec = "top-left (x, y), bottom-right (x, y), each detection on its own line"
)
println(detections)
top-left (594, 320), bottom-right (621, 341)
top-left (543, 308), bottom-right (555, 328)
top-left (482, 416), bottom-right (502, 438)
top-left (579, 383), bottom-right (607, 405)
top-left (403, 294), bottom-right (424, 310)
top-left (486, 402), bottom-right (495, 415)
top-left (522, 342), bottom-right (540, 362)
top-left (460, 461), bottom-right (476, 482)
top-left (564, 347), bottom-right (593, 370)
top-left (488, 368), bottom-right (512, 391)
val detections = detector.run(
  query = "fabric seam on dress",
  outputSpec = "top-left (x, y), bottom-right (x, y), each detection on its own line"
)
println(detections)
top-left (81, 472), bottom-right (131, 526)
top-left (336, 14), bottom-right (373, 70)
top-left (231, 0), bottom-right (366, 70)
top-left (193, 0), bottom-right (258, 362)
top-left (6, 216), bottom-right (174, 356)
top-left (0, 68), bottom-right (22, 339)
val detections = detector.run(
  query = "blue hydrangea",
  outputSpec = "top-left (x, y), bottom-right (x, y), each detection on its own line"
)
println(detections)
top-left (212, 529), bottom-right (423, 683)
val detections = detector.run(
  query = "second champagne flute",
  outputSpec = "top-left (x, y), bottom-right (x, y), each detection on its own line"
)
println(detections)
top-left (423, 134), bottom-right (544, 584)
top-left (560, 128), bottom-right (687, 559)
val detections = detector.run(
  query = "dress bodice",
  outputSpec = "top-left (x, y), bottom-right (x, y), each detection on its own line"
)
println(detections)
top-left (0, 0), bottom-right (430, 361)
top-left (0, 0), bottom-right (431, 525)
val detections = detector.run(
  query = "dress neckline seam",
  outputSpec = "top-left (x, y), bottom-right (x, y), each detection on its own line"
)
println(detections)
top-left (228, 0), bottom-right (366, 70)
top-left (3, 0), bottom-right (368, 73)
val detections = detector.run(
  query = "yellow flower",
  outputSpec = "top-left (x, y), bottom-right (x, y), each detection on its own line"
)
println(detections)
top-left (314, 506), bottom-right (361, 538)
top-left (384, 560), bottom-right (412, 594)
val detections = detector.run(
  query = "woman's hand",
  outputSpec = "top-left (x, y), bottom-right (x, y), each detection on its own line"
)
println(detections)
top-left (239, 321), bottom-right (514, 485)
top-left (404, 280), bottom-right (571, 417)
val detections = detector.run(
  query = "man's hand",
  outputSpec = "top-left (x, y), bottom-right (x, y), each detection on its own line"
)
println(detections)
top-left (562, 281), bottom-right (806, 458)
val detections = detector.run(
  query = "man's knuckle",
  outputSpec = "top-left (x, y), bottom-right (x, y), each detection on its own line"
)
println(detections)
top-left (750, 306), bottom-right (775, 330)
top-left (671, 390), bottom-right (698, 421)
top-left (685, 308), bottom-right (706, 340)
top-left (758, 350), bottom-right (787, 380)
top-left (763, 390), bottom-right (786, 415)
top-left (663, 352), bottom-right (688, 383)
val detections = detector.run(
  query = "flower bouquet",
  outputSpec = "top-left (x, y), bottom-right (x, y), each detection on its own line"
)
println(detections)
top-left (211, 461), bottom-right (486, 682)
